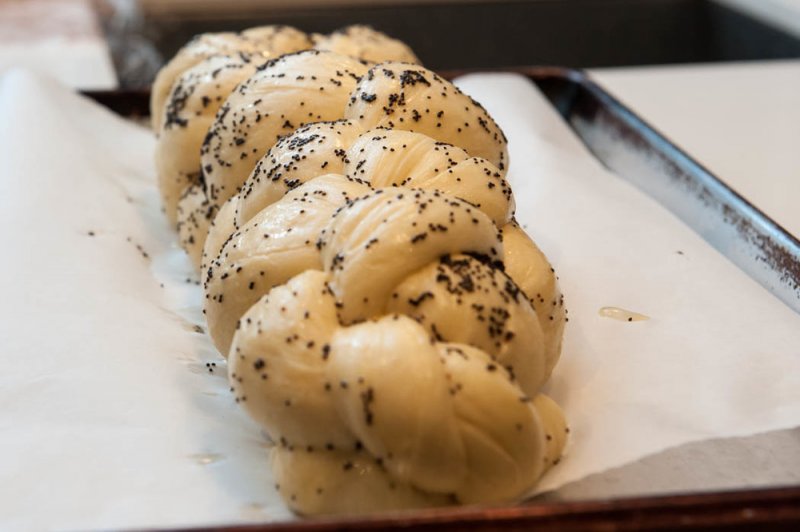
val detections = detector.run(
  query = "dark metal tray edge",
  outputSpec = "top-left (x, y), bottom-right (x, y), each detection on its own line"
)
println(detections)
top-left (191, 485), bottom-right (800, 531)
top-left (80, 68), bottom-right (800, 530)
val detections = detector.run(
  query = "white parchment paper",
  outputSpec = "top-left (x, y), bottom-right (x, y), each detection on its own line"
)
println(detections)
top-left (1, 69), bottom-right (799, 530)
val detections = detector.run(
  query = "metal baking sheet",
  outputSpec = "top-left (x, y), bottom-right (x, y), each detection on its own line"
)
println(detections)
top-left (81, 68), bottom-right (800, 530)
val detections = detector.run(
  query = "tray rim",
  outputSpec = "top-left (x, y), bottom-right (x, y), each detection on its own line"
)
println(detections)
top-left (80, 67), bottom-right (800, 530)
top-left (186, 485), bottom-right (800, 531)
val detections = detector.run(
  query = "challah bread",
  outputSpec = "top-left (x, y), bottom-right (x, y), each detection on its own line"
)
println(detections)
top-left (151, 25), bottom-right (312, 132)
top-left (153, 25), bottom-right (569, 515)
top-left (312, 25), bottom-right (420, 65)
top-left (156, 53), bottom-right (260, 226)
top-left (226, 189), bottom-right (567, 514)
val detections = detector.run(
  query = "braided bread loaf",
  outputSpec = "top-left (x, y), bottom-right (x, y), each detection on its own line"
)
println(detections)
top-left (153, 27), bottom-right (568, 515)
top-left (155, 27), bottom-right (425, 266)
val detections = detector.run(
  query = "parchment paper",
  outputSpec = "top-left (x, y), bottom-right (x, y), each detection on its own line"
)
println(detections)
top-left (1, 69), bottom-right (798, 530)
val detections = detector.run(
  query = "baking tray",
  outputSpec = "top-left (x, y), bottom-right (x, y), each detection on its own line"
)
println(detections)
top-left (82, 67), bottom-right (800, 530)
